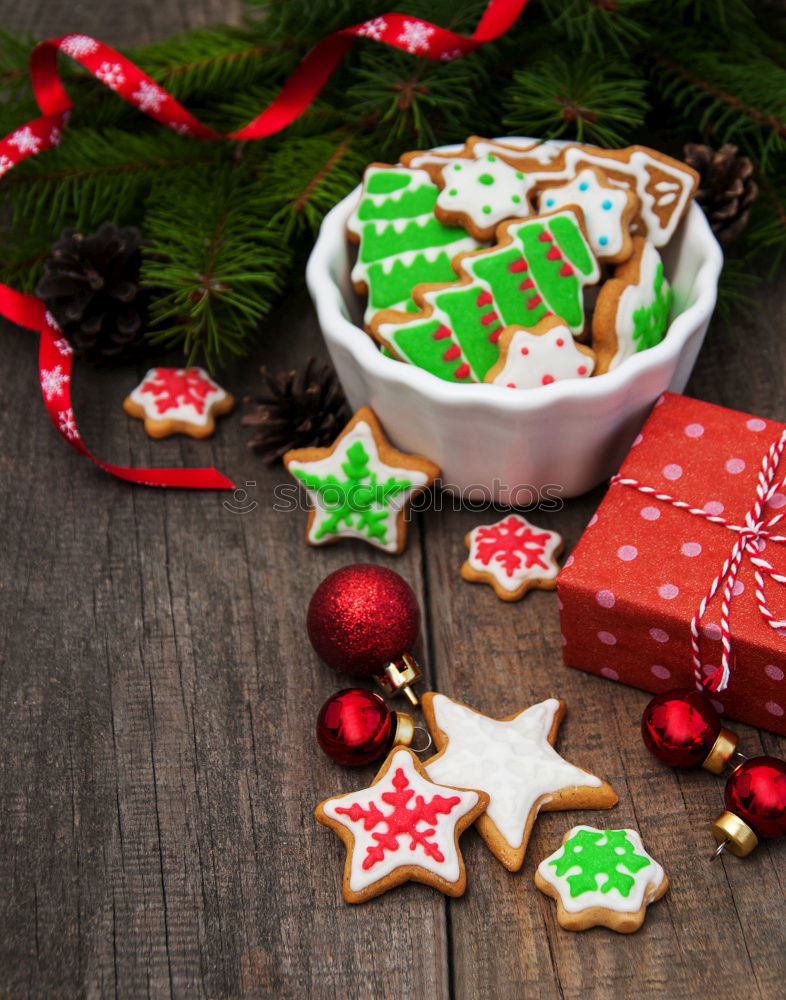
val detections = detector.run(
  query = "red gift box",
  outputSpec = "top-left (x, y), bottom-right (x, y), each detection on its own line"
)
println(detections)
top-left (559, 392), bottom-right (786, 737)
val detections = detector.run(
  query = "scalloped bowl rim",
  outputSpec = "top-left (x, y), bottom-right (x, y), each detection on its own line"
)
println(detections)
top-left (306, 137), bottom-right (724, 411)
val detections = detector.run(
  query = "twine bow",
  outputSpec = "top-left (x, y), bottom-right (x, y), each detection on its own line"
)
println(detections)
top-left (610, 428), bottom-right (786, 693)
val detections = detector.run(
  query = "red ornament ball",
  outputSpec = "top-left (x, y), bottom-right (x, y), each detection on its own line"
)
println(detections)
top-left (724, 756), bottom-right (786, 839)
top-left (307, 564), bottom-right (420, 678)
top-left (641, 688), bottom-right (721, 768)
top-left (316, 688), bottom-right (395, 766)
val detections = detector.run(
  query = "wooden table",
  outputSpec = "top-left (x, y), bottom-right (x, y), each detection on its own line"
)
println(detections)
top-left (2, 5), bottom-right (785, 998)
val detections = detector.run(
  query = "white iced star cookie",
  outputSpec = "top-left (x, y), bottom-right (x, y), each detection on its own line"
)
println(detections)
top-left (537, 166), bottom-right (638, 263)
top-left (422, 694), bottom-right (618, 871)
top-left (123, 367), bottom-right (234, 439)
top-left (315, 747), bottom-right (489, 904)
top-left (461, 512), bottom-right (563, 601)
top-left (591, 236), bottom-right (673, 374)
top-left (484, 317), bottom-right (596, 393)
top-left (535, 825), bottom-right (669, 933)
top-left (434, 153), bottom-right (536, 241)
top-left (284, 407), bottom-right (440, 554)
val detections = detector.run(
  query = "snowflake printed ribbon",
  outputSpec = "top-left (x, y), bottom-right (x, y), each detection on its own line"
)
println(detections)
top-left (0, 1), bottom-right (529, 488)
top-left (611, 427), bottom-right (786, 693)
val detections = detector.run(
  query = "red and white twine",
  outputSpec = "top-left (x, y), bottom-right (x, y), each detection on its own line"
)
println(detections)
top-left (610, 428), bottom-right (786, 694)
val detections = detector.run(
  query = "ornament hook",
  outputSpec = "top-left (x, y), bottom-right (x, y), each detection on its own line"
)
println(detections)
top-left (409, 727), bottom-right (433, 755)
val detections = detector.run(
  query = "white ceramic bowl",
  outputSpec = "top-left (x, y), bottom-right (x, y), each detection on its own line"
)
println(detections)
top-left (306, 139), bottom-right (724, 502)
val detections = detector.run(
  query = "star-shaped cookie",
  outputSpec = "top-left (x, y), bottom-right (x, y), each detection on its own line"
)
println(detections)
top-left (461, 512), bottom-right (564, 601)
top-left (535, 826), bottom-right (669, 933)
top-left (315, 746), bottom-right (489, 903)
top-left (123, 366), bottom-right (234, 439)
top-left (284, 407), bottom-right (440, 554)
top-left (423, 693), bottom-right (618, 871)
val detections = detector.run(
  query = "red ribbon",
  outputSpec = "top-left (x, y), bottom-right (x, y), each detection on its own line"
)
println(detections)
top-left (0, 1), bottom-right (528, 488)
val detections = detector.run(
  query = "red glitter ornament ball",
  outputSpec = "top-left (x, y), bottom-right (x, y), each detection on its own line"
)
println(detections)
top-left (724, 756), bottom-right (786, 840)
top-left (641, 688), bottom-right (721, 768)
top-left (307, 564), bottom-right (420, 678)
top-left (316, 688), bottom-right (395, 766)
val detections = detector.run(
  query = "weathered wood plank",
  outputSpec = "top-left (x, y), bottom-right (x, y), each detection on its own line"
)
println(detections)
top-left (421, 274), bottom-right (786, 1000)
top-left (0, 295), bottom-right (449, 999)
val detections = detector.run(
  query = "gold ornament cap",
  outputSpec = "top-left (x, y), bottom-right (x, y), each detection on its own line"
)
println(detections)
top-left (376, 652), bottom-right (422, 706)
top-left (712, 810), bottom-right (759, 857)
top-left (392, 712), bottom-right (415, 749)
top-left (702, 727), bottom-right (739, 774)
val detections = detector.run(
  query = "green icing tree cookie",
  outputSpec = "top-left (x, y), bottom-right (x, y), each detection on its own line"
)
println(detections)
top-left (372, 208), bottom-right (599, 383)
top-left (632, 260), bottom-right (673, 352)
top-left (348, 165), bottom-right (482, 325)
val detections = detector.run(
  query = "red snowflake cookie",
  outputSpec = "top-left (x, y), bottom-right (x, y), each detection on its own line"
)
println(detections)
top-left (123, 367), bottom-right (234, 439)
top-left (315, 747), bottom-right (488, 903)
top-left (461, 512), bottom-right (563, 601)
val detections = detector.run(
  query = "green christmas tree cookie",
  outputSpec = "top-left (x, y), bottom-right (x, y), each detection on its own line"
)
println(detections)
top-left (283, 407), bottom-right (440, 554)
top-left (347, 164), bottom-right (482, 325)
top-left (592, 236), bottom-right (673, 374)
top-left (372, 208), bottom-right (599, 383)
top-left (535, 825), bottom-right (669, 933)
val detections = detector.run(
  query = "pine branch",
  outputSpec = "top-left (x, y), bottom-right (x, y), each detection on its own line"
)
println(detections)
top-left (141, 168), bottom-right (292, 368)
top-left (503, 51), bottom-right (648, 147)
top-left (539, 0), bottom-right (651, 57)
top-left (1, 129), bottom-right (230, 232)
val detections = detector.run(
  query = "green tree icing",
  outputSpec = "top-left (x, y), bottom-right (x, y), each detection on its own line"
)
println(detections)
top-left (633, 261), bottom-right (672, 352)
top-left (292, 440), bottom-right (412, 544)
top-left (549, 829), bottom-right (652, 899)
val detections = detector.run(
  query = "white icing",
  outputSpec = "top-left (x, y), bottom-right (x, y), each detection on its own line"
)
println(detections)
top-left (488, 323), bottom-right (594, 389)
top-left (322, 749), bottom-right (480, 893)
top-left (611, 240), bottom-right (670, 370)
top-left (425, 696), bottom-right (602, 850)
top-left (286, 420), bottom-right (430, 553)
top-left (524, 147), bottom-right (694, 246)
top-left (538, 168), bottom-right (630, 259)
top-left (127, 367), bottom-right (227, 426)
top-left (466, 513), bottom-right (562, 591)
top-left (471, 139), bottom-right (565, 165)
top-left (536, 825), bottom-right (666, 914)
top-left (436, 154), bottom-right (535, 229)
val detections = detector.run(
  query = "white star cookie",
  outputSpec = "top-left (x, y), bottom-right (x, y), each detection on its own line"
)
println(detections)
top-left (537, 166), bottom-right (638, 263)
top-left (461, 512), bottom-right (563, 601)
top-left (535, 825), bottom-right (669, 933)
top-left (123, 367), bottom-right (234, 439)
top-left (315, 747), bottom-right (488, 903)
top-left (484, 317), bottom-right (596, 392)
top-left (434, 153), bottom-right (536, 241)
top-left (423, 694), bottom-right (618, 871)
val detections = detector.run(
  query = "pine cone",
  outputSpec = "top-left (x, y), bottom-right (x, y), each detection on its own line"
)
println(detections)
top-left (683, 143), bottom-right (758, 245)
top-left (242, 357), bottom-right (350, 464)
top-left (36, 222), bottom-right (148, 364)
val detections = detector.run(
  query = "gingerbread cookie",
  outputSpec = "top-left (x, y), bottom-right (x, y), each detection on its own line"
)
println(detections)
top-left (461, 512), bottom-right (563, 600)
top-left (433, 153), bottom-right (536, 242)
top-left (123, 367), bottom-right (234, 439)
top-left (592, 236), bottom-right (673, 374)
top-left (284, 407), bottom-right (440, 554)
top-left (315, 746), bottom-right (489, 903)
top-left (484, 317), bottom-right (595, 390)
top-left (535, 826), bottom-right (669, 933)
top-left (371, 208), bottom-right (600, 384)
top-left (346, 163), bottom-right (481, 325)
top-left (537, 165), bottom-right (638, 263)
top-left (423, 694), bottom-right (618, 871)
top-left (468, 141), bottom-right (698, 247)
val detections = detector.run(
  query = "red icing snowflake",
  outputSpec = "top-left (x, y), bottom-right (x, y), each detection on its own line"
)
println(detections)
top-left (474, 514), bottom-right (553, 577)
top-left (336, 766), bottom-right (461, 871)
top-left (139, 367), bottom-right (217, 415)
